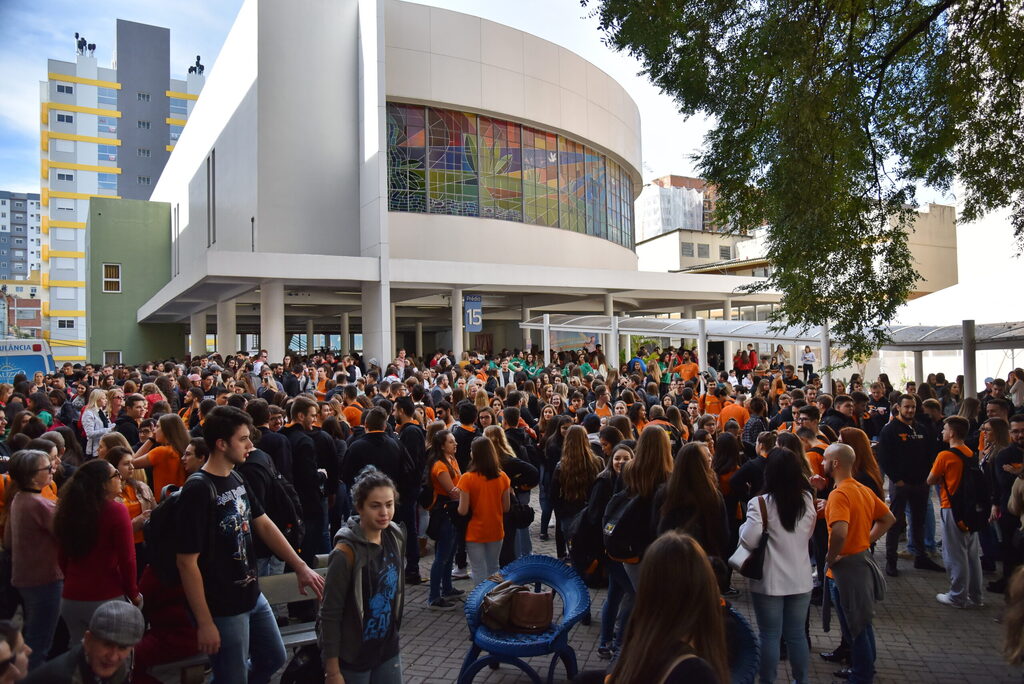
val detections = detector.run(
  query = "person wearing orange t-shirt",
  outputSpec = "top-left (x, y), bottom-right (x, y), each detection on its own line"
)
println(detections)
top-left (425, 430), bottom-right (462, 610)
top-left (927, 416), bottom-right (984, 608)
top-left (131, 414), bottom-right (189, 501)
top-left (670, 350), bottom-right (701, 382)
top-left (457, 438), bottom-right (511, 582)
top-left (718, 400), bottom-right (749, 431)
top-left (822, 443), bottom-right (894, 683)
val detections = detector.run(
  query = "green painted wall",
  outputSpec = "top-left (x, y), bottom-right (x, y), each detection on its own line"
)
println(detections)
top-left (86, 198), bottom-right (187, 363)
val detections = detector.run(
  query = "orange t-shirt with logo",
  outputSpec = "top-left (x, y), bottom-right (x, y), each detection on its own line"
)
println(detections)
top-left (825, 478), bottom-right (890, 577)
top-left (672, 362), bottom-right (700, 381)
top-left (149, 446), bottom-right (185, 501)
top-left (457, 471), bottom-right (511, 544)
top-left (429, 456), bottom-right (462, 508)
top-left (930, 445), bottom-right (973, 509)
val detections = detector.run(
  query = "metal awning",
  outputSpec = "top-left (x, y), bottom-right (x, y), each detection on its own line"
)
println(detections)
top-left (519, 315), bottom-right (1024, 351)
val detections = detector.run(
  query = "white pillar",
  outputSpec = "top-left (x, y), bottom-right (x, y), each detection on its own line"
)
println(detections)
top-left (522, 305), bottom-right (532, 351)
top-left (697, 316), bottom-right (708, 386)
top-left (604, 293), bottom-right (614, 354)
top-left (793, 344), bottom-right (801, 371)
top-left (542, 313), bottom-right (551, 367)
top-left (963, 319), bottom-right (977, 396)
top-left (215, 299), bottom-right (236, 359)
top-left (189, 310), bottom-right (207, 358)
top-left (305, 319), bottom-right (315, 356)
top-left (340, 312), bottom-right (350, 354)
top-left (390, 303), bottom-right (397, 360)
top-left (451, 288), bottom-right (463, 360)
top-left (723, 297), bottom-right (734, 371)
top-left (623, 318), bottom-right (632, 361)
top-left (260, 281), bottom-right (285, 362)
top-left (819, 322), bottom-right (832, 393)
top-left (682, 305), bottom-right (695, 349)
top-left (608, 314), bottom-right (619, 375)
top-left (361, 282), bottom-right (392, 365)
top-left (913, 350), bottom-right (925, 386)
top-left (415, 321), bottom-right (423, 359)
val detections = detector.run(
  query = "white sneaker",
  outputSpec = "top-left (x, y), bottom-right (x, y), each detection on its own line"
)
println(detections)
top-left (936, 592), bottom-right (965, 608)
top-left (451, 567), bottom-right (470, 580)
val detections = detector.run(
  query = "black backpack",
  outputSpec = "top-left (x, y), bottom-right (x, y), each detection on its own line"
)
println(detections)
top-left (144, 471), bottom-right (217, 586)
top-left (945, 448), bottom-right (990, 533)
top-left (602, 490), bottom-right (649, 562)
top-left (238, 456), bottom-right (305, 550)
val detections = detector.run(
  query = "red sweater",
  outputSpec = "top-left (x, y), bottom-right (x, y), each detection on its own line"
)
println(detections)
top-left (59, 499), bottom-right (138, 601)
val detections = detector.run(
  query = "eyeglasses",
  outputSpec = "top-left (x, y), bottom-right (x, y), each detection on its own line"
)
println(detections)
top-left (34, 463), bottom-right (57, 473)
top-left (109, 470), bottom-right (123, 480)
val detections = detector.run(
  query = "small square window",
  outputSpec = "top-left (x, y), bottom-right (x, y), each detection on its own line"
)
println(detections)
top-left (681, 242), bottom-right (694, 257)
top-left (697, 243), bottom-right (710, 259)
top-left (137, 120), bottom-right (151, 129)
top-left (137, 176), bottom-right (151, 185)
top-left (137, 92), bottom-right (150, 102)
top-left (719, 245), bottom-right (731, 260)
top-left (102, 263), bottom-right (121, 293)
top-left (56, 172), bottom-right (74, 182)
top-left (103, 351), bottom-right (122, 365)
top-left (56, 83), bottom-right (73, 94)
top-left (137, 148), bottom-right (151, 158)
top-left (56, 113), bottom-right (74, 124)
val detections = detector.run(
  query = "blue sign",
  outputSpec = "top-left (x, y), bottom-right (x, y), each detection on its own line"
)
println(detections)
top-left (464, 294), bottom-right (483, 333)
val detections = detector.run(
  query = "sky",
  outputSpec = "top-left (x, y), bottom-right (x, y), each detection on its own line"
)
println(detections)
top-left (0, 0), bottom-right (1018, 323)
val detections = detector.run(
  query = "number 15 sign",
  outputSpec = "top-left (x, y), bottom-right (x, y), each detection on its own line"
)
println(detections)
top-left (464, 294), bottom-right (483, 333)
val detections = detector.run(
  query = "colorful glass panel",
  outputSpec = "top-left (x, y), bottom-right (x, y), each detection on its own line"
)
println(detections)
top-left (427, 109), bottom-right (478, 217)
top-left (522, 127), bottom-right (559, 227)
top-left (558, 137), bottom-right (586, 233)
top-left (386, 104), bottom-right (427, 212)
top-left (478, 117), bottom-right (523, 222)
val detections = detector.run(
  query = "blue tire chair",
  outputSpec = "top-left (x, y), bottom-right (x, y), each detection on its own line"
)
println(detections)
top-left (725, 604), bottom-right (760, 684)
top-left (457, 554), bottom-right (591, 684)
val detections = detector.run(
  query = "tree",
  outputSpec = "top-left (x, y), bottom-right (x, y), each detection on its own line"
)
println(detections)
top-left (584, 0), bottom-right (1024, 362)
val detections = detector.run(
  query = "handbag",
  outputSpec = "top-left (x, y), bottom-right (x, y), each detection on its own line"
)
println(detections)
top-left (728, 496), bottom-right (769, 580)
top-left (481, 581), bottom-right (554, 634)
top-left (506, 499), bottom-right (535, 530)
top-left (279, 644), bottom-right (323, 684)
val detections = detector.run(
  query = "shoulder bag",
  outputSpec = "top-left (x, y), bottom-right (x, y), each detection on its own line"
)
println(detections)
top-left (728, 495), bottom-right (769, 580)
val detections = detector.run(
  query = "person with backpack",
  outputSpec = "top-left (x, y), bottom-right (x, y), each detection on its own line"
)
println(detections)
top-left (593, 442), bottom-right (633, 660)
top-left (282, 396), bottom-right (331, 565)
top-left (552, 425), bottom-right (603, 565)
top-left (605, 425), bottom-right (673, 592)
top-left (320, 466), bottom-right (406, 683)
top-left (423, 429), bottom-right (463, 610)
top-left (393, 397), bottom-right (427, 586)
top-left (176, 405), bottom-right (324, 684)
top-left (928, 415), bottom-right (987, 608)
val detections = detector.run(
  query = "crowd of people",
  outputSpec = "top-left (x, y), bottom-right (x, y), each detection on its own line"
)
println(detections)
top-left (0, 343), bottom-right (1021, 682)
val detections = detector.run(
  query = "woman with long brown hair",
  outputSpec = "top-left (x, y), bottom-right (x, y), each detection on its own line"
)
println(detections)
top-left (607, 532), bottom-right (729, 683)
top-left (838, 427), bottom-right (884, 497)
top-left (484, 425), bottom-right (539, 565)
top-left (457, 438), bottom-right (511, 581)
top-left (551, 426), bottom-right (603, 559)
top-left (131, 413), bottom-right (190, 500)
top-left (615, 425), bottom-right (673, 591)
top-left (657, 442), bottom-right (729, 563)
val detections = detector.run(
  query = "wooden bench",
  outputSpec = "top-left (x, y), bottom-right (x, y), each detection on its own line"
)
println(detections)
top-left (149, 555), bottom-right (330, 683)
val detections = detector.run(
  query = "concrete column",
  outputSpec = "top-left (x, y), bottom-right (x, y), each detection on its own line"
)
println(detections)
top-left (215, 299), bottom-right (236, 359)
top-left (361, 282), bottom-right (392, 366)
top-left (682, 305), bottom-right (695, 348)
top-left (793, 344), bottom-right (802, 371)
top-left (542, 313), bottom-right (551, 367)
top-left (259, 281), bottom-right (285, 362)
top-left (340, 312), bottom-right (350, 354)
top-left (623, 318), bottom-right (632, 362)
top-left (913, 350), bottom-right (925, 386)
top-left (390, 303), bottom-right (397, 360)
top-left (522, 304), bottom-right (532, 351)
top-left (608, 314), bottom-right (619, 374)
top-left (415, 321), bottom-right (423, 359)
top-left (189, 310), bottom-right (207, 358)
top-left (451, 288), bottom-right (463, 360)
top-left (697, 316), bottom-right (708, 387)
top-left (305, 319), bottom-right (315, 356)
top-left (604, 293), bottom-right (615, 353)
top-left (723, 297), bottom-right (734, 371)
top-left (963, 319), bottom-right (977, 396)
top-left (819, 322), bottom-right (832, 393)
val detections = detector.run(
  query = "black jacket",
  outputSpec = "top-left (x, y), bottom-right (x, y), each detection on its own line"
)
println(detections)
top-left (877, 418), bottom-right (937, 485)
top-left (114, 414), bottom-right (141, 450)
top-left (280, 424), bottom-right (323, 518)
top-left (282, 373), bottom-right (301, 398)
top-left (451, 424), bottom-right (477, 473)
top-left (342, 431), bottom-right (405, 493)
top-left (255, 427), bottom-right (293, 482)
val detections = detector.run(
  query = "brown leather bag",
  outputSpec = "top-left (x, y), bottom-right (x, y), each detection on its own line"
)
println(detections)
top-left (481, 581), bottom-right (554, 634)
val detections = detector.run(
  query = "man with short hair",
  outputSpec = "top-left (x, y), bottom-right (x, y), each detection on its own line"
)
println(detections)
top-left (115, 394), bottom-right (147, 449)
top-left (823, 395), bottom-right (857, 434)
top-left (25, 600), bottom-right (146, 683)
top-left (245, 398), bottom-right (293, 481)
top-left (928, 416), bottom-right (985, 607)
top-left (822, 443), bottom-right (895, 683)
top-left (177, 406), bottom-right (323, 683)
top-left (877, 395), bottom-right (944, 576)
top-left (451, 402), bottom-right (479, 472)
top-left (393, 396), bottom-right (426, 583)
top-left (281, 397), bottom-right (329, 564)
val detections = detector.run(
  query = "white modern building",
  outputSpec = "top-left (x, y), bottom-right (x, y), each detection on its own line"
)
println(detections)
top-left (137, 0), bottom-right (778, 365)
top-left (0, 192), bottom-right (42, 279)
top-left (39, 20), bottom-right (203, 363)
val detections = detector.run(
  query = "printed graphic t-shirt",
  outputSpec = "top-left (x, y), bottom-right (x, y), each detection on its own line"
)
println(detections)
top-left (176, 470), bottom-right (265, 617)
top-left (342, 541), bottom-right (400, 672)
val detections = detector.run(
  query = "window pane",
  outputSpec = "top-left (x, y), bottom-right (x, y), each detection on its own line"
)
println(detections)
top-left (557, 138), bottom-right (586, 233)
top-left (478, 117), bottom-right (522, 222)
top-left (522, 127), bottom-right (559, 227)
top-left (427, 109), bottom-right (478, 217)
top-left (385, 104), bottom-right (427, 213)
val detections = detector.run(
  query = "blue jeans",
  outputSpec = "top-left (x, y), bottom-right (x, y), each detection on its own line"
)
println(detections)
top-left (210, 593), bottom-right (288, 684)
top-left (515, 489), bottom-right (533, 558)
top-left (340, 653), bottom-right (402, 683)
top-left (429, 513), bottom-right (456, 603)
top-left (19, 580), bottom-right (62, 671)
top-left (600, 561), bottom-right (633, 650)
top-left (751, 591), bottom-right (811, 684)
top-left (256, 556), bottom-right (286, 577)
top-left (539, 466), bottom-right (554, 535)
top-left (907, 486), bottom-right (938, 555)
top-left (828, 579), bottom-right (875, 683)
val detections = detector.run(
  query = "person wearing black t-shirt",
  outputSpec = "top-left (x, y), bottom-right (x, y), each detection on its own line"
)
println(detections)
top-left (176, 406), bottom-right (324, 684)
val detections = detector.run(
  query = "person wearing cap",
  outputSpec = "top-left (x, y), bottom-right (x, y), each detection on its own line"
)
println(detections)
top-left (24, 599), bottom-right (144, 683)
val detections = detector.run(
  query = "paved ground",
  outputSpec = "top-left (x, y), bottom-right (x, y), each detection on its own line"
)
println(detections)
top-left (399, 495), bottom-right (1021, 684)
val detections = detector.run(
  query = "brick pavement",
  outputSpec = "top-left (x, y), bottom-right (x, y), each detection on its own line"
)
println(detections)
top-left (399, 496), bottom-right (1021, 684)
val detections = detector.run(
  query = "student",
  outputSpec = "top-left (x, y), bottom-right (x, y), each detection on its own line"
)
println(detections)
top-left (131, 413), bottom-right (190, 501)
top-left (928, 415), bottom-right (985, 607)
top-left (457, 438), bottom-right (512, 581)
top-left (604, 532), bottom-right (729, 683)
top-left (738, 448), bottom-right (817, 683)
top-left (320, 466), bottom-right (406, 683)
top-left (424, 430), bottom-right (463, 610)
top-left (176, 406), bottom-right (324, 684)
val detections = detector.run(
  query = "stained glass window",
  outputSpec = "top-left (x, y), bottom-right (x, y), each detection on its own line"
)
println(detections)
top-left (427, 109), bottom-right (478, 217)
top-left (386, 104), bottom-right (427, 213)
top-left (584, 147), bottom-right (606, 239)
top-left (522, 127), bottom-right (559, 227)
top-left (478, 117), bottom-right (523, 222)
top-left (558, 138), bottom-right (586, 234)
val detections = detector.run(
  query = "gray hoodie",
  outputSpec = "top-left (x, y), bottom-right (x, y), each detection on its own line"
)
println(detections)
top-left (318, 517), bottom-right (406, 663)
